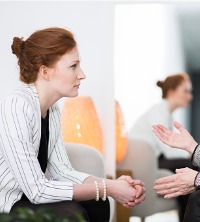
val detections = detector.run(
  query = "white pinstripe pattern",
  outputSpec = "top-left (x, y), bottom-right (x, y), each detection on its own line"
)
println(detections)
top-left (0, 83), bottom-right (89, 212)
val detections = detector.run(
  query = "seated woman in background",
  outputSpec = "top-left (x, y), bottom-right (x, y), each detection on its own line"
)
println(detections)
top-left (129, 73), bottom-right (196, 221)
top-left (0, 27), bottom-right (145, 221)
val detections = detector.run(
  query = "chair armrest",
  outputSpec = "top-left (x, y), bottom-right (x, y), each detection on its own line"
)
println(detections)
top-left (65, 143), bottom-right (114, 222)
top-left (117, 139), bottom-right (159, 216)
top-left (65, 142), bottom-right (106, 178)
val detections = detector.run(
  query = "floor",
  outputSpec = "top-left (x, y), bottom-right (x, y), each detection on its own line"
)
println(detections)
top-left (130, 210), bottom-right (179, 222)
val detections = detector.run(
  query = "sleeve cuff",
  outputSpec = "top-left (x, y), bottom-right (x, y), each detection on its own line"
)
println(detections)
top-left (195, 172), bottom-right (200, 188)
top-left (72, 171), bottom-right (90, 184)
top-left (191, 144), bottom-right (200, 166)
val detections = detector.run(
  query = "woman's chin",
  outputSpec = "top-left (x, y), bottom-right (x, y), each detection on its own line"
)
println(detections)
top-left (65, 91), bottom-right (79, 98)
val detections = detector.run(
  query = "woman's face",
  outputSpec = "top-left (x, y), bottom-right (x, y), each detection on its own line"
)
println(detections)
top-left (169, 80), bottom-right (193, 108)
top-left (48, 47), bottom-right (86, 98)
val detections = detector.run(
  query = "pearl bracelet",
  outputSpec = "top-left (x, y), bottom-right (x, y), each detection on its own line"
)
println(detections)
top-left (94, 181), bottom-right (99, 201)
top-left (102, 179), bottom-right (107, 201)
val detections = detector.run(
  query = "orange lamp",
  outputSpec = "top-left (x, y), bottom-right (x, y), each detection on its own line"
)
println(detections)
top-left (61, 96), bottom-right (103, 153)
top-left (115, 100), bottom-right (128, 162)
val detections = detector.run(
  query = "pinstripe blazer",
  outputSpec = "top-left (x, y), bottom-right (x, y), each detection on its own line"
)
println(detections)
top-left (0, 83), bottom-right (89, 213)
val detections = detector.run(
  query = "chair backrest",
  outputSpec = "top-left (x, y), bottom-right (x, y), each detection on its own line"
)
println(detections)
top-left (117, 138), bottom-right (177, 217)
top-left (65, 142), bottom-right (106, 178)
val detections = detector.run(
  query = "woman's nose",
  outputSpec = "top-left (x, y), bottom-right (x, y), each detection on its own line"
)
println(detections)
top-left (78, 68), bottom-right (86, 79)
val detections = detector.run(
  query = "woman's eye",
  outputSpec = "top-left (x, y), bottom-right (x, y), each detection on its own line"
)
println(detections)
top-left (71, 64), bottom-right (77, 69)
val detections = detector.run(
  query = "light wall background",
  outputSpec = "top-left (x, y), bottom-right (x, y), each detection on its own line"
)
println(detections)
top-left (0, 1), bottom-right (116, 177)
top-left (114, 4), bottom-right (188, 158)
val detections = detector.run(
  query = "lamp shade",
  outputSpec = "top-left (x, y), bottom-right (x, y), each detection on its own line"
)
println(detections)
top-left (115, 100), bottom-right (127, 162)
top-left (61, 96), bottom-right (103, 153)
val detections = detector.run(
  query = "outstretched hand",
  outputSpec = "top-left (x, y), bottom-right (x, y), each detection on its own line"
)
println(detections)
top-left (152, 121), bottom-right (197, 154)
top-left (154, 167), bottom-right (198, 199)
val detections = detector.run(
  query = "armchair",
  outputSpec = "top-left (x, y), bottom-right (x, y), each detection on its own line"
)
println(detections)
top-left (65, 142), bottom-right (114, 222)
top-left (117, 139), bottom-right (178, 221)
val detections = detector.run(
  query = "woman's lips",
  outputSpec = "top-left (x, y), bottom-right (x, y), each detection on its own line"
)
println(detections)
top-left (74, 84), bottom-right (80, 88)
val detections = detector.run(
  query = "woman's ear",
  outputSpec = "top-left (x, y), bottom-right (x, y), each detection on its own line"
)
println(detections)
top-left (167, 89), bottom-right (176, 98)
top-left (38, 65), bottom-right (50, 81)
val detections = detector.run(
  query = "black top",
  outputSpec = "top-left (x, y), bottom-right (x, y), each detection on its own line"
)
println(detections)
top-left (37, 111), bottom-right (49, 173)
top-left (21, 111), bottom-right (49, 201)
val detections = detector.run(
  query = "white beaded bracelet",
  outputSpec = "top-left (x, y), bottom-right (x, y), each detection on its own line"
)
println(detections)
top-left (102, 179), bottom-right (107, 201)
top-left (94, 181), bottom-right (99, 201)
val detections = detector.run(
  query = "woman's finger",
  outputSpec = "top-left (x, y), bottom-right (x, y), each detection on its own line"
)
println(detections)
top-left (174, 121), bottom-right (184, 133)
top-left (123, 203), bottom-right (131, 208)
top-left (152, 124), bottom-right (168, 133)
top-left (125, 176), bottom-right (134, 184)
top-left (152, 127), bottom-right (169, 144)
top-left (117, 175), bottom-right (127, 180)
top-left (153, 124), bottom-right (173, 137)
top-left (153, 127), bottom-right (169, 139)
top-left (132, 180), bottom-right (145, 187)
top-left (164, 191), bottom-right (182, 199)
top-left (155, 182), bottom-right (176, 192)
top-left (138, 186), bottom-right (146, 197)
top-left (117, 175), bottom-right (134, 184)
top-left (155, 174), bottom-right (177, 185)
top-left (157, 124), bottom-right (172, 136)
top-left (152, 130), bottom-right (167, 143)
top-left (156, 126), bottom-right (172, 141)
top-left (134, 194), bottom-right (146, 204)
top-left (154, 181), bottom-right (177, 191)
top-left (135, 186), bottom-right (143, 198)
top-left (157, 187), bottom-right (180, 195)
top-left (117, 176), bottom-right (140, 187)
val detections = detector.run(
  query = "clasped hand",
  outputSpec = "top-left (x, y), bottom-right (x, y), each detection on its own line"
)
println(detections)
top-left (113, 176), bottom-right (146, 208)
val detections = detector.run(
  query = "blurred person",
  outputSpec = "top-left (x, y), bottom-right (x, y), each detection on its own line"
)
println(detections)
top-left (0, 27), bottom-right (145, 221)
top-left (129, 73), bottom-right (196, 221)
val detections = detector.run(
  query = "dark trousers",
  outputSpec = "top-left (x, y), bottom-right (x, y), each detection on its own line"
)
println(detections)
top-left (159, 155), bottom-right (198, 222)
top-left (183, 189), bottom-right (200, 222)
top-left (10, 198), bottom-right (110, 222)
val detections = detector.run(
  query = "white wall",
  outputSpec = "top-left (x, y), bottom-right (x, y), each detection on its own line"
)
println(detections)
top-left (114, 4), bottom-right (186, 130)
top-left (0, 1), bottom-right (115, 177)
top-left (114, 4), bottom-right (188, 158)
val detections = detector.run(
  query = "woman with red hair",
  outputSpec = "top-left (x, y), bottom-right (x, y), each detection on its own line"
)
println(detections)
top-left (0, 27), bottom-right (145, 221)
